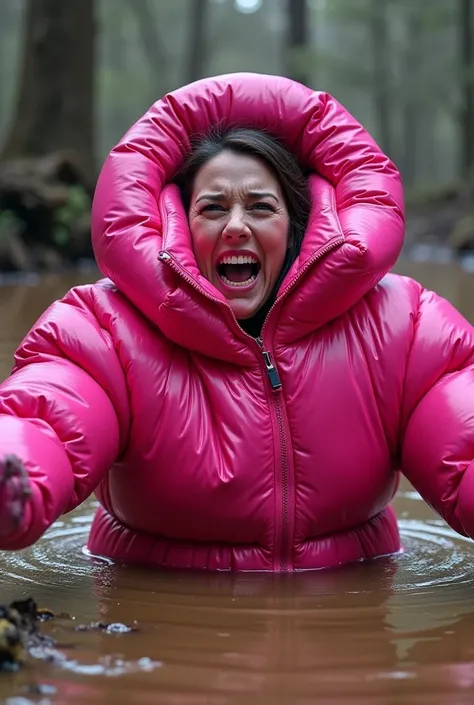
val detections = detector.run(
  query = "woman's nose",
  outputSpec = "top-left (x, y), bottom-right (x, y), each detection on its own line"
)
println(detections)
top-left (222, 209), bottom-right (251, 240)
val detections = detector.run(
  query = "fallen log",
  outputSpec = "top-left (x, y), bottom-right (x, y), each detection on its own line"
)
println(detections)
top-left (0, 151), bottom-right (93, 272)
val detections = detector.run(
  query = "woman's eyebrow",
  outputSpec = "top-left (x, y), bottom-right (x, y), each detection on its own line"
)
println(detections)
top-left (195, 190), bottom-right (279, 204)
top-left (247, 191), bottom-right (279, 201)
top-left (195, 192), bottom-right (225, 203)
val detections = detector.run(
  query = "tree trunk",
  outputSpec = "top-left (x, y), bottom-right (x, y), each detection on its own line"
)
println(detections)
top-left (400, 7), bottom-right (423, 187)
top-left (0, 1), bottom-right (18, 125)
top-left (459, 0), bottom-right (474, 178)
top-left (0, 0), bottom-right (96, 185)
top-left (128, 0), bottom-right (169, 97)
top-left (185, 0), bottom-right (209, 84)
top-left (370, 0), bottom-right (393, 157)
top-left (104, 0), bottom-right (128, 73)
top-left (286, 0), bottom-right (311, 86)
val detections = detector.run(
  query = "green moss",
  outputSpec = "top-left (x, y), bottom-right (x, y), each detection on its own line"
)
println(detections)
top-left (53, 185), bottom-right (90, 247)
top-left (0, 209), bottom-right (20, 239)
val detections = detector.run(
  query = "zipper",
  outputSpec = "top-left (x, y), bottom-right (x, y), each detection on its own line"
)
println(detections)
top-left (259, 236), bottom-right (344, 342)
top-left (158, 234), bottom-right (343, 354)
top-left (158, 251), bottom-right (258, 349)
top-left (256, 335), bottom-right (290, 570)
top-left (158, 236), bottom-right (344, 571)
top-left (159, 251), bottom-right (283, 391)
top-left (274, 393), bottom-right (290, 571)
top-left (260, 347), bottom-right (282, 390)
top-left (257, 237), bottom-right (344, 570)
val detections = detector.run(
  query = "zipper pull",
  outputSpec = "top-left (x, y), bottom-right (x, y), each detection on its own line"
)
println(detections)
top-left (262, 351), bottom-right (282, 391)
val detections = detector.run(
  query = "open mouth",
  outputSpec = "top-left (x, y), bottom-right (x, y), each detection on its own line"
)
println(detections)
top-left (216, 254), bottom-right (261, 288)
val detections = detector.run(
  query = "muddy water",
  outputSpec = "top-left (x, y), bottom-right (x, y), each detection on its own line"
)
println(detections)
top-left (0, 262), bottom-right (474, 704)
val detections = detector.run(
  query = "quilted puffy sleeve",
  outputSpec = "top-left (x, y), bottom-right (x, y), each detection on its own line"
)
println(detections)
top-left (400, 286), bottom-right (474, 537)
top-left (0, 285), bottom-right (129, 549)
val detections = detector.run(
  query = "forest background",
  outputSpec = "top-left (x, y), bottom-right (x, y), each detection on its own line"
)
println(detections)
top-left (1, 0), bottom-right (473, 272)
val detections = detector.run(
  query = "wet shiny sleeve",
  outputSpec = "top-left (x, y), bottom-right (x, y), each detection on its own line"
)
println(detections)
top-left (0, 289), bottom-right (129, 550)
top-left (400, 288), bottom-right (474, 537)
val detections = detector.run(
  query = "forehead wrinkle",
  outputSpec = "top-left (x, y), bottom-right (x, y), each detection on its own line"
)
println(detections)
top-left (192, 150), bottom-right (284, 198)
top-left (195, 179), bottom-right (281, 203)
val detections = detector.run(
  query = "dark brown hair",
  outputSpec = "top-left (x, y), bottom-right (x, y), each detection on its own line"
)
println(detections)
top-left (176, 126), bottom-right (311, 293)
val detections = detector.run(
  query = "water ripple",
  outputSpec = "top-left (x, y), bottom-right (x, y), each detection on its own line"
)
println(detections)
top-left (396, 518), bottom-right (474, 592)
top-left (3, 495), bottom-right (474, 600)
top-left (2, 506), bottom-right (101, 587)
top-left (2, 492), bottom-right (474, 704)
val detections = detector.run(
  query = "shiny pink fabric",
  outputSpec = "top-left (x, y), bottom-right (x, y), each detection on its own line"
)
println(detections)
top-left (1, 73), bottom-right (474, 571)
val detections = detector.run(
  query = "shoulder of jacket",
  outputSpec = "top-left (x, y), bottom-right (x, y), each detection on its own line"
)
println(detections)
top-left (367, 272), bottom-right (423, 312)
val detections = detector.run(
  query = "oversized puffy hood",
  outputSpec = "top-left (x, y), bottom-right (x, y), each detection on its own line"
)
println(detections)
top-left (92, 73), bottom-right (404, 364)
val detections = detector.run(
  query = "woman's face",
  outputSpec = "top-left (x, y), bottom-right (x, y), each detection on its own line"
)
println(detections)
top-left (188, 150), bottom-right (290, 320)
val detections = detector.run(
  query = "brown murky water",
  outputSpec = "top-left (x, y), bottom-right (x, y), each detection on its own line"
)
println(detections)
top-left (1, 261), bottom-right (474, 704)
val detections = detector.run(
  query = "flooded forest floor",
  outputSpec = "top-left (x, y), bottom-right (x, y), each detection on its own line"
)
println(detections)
top-left (404, 180), bottom-right (474, 267)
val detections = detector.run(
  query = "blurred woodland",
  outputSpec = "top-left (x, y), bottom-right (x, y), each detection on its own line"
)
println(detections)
top-left (1, 0), bottom-right (474, 273)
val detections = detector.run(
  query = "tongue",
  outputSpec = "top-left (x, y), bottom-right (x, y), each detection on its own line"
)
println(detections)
top-left (221, 264), bottom-right (253, 283)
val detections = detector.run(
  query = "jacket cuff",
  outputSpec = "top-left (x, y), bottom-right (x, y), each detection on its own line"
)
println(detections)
top-left (454, 458), bottom-right (474, 539)
top-left (0, 415), bottom-right (73, 549)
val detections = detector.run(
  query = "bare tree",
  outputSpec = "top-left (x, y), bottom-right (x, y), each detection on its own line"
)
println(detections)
top-left (370, 0), bottom-right (393, 157)
top-left (1, 0), bottom-right (96, 185)
top-left (127, 0), bottom-right (170, 97)
top-left (0, 1), bottom-right (21, 128)
top-left (399, 6), bottom-right (423, 187)
top-left (286, 0), bottom-right (311, 86)
top-left (459, 0), bottom-right (474, 177)
top-left (185, 0), bottom-right (209, 83)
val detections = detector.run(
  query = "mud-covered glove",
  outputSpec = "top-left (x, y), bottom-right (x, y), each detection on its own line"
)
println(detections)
top-left (0, 455), bottom-right (31, 537)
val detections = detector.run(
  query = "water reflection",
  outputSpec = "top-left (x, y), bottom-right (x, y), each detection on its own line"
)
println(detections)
top-left (1, 261), bottom-right (474, 703)
top-left (1, 483), bottom-right (474, 702)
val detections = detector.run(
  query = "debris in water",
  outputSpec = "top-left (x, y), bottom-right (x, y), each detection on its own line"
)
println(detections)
top-left (36, 608), bottom-right (55, 622)
top-left (23, 683), bottom-right (58, 696)
top-left (75, 621), bottom-right (138, 633)
top-left (0, 615), bottom-right (23, 668)
top-left (0, 599), bottom-right (139, 672)
top-left (0, 598), bottom-right (56, 671)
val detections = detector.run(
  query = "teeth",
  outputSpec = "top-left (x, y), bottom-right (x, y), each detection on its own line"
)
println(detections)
top-left (221, 274), bottom-right (257, 287)
top-left (220, 255), bottom-right (259, 265)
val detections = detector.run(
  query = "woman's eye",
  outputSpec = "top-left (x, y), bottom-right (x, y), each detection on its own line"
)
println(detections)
top-left (252, 202), bottom-right (274, 211)
top-left (201, 203), bottom-right (225, 213)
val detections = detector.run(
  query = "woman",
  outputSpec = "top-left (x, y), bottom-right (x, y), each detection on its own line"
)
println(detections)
top-left (0, 73), bottom-right (473, 572)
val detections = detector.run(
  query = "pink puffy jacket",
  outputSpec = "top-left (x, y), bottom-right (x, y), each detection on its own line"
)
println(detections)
top-left (1, 74), bottom-right (474, 572)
